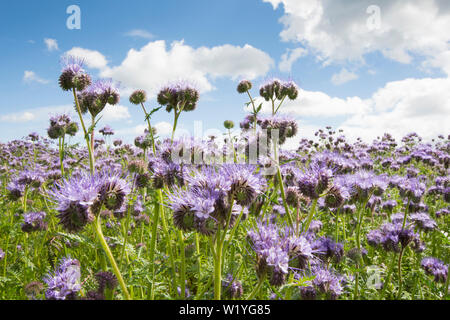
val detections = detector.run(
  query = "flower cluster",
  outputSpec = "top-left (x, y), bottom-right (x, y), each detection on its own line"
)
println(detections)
top-left (49, 170), bottom-right (131, 232)
top-left (21, 211), bottom-right (47, 233)
top-left (47, 114), bottom-right (78, 139)
top-left (168, 164), bottom-right (265, 235)
top-left (421, 257), bottom-right (448, 283)
top-left (43, 257), bottom-right (81, 300)
top-left (247, 223), bottom-right (315, 286)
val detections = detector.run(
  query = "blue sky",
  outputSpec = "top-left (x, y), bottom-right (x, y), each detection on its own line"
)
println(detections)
top-left (1, 0), bottom-right (449, 145)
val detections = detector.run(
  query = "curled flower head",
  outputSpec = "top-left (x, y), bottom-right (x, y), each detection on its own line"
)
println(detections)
top-left (421, 257), bottom-right (448, 283)
top-left (237, 80), bottom-right (252, 93)
top-left (97, 170), bottom-right (131, 211)
top-left (129, 89), bottom-right (147, 105)
top-left (157, 80), bottom-right (200, 113)
top-left (49, 172), bottom-right (106, 232)
top-left (43, 257), bottom-right (81, 300)
top-left (59, 56), bottom-right (91, 91)
top-left (21, 211), bottom-right (47, 233)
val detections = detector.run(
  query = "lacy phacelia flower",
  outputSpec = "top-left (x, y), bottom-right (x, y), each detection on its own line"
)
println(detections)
top-left (129, 89), bottom-right (147, 105)
top-left (259, 114), bottom-right (298, 144)
top-left (222, 274), bottom-right (243, 299)
top-left (97, 171), bottom-right (131, 211)
top-left (313, 237), bottom-right (344, 263)
top-left (99, 125), bottom-right (114, 136)
top-left (157, 81), bottom-right (200, 113)
top-left (21, 211), bottom-right (47, 233)
top-left (77, 79), bottom-right (120, 117)
top-left (247, 223), bottom-right (315, 286)
top-left (59, 56), bottom-right (91, 91)
top-left (49, 172), bottom-right (103, 232)
top-left (50, 170), bottom-right (130, 232)
top-left (43, 257), bottom-right (81, 300)
top-left (366, 222), bottom-right (419, 252)
top-left (310, 267), bottom-right (346, 300)
top-left (237, 80), bottom-right (252, 94)
top-left (421, 257), bottom-right (448, 283)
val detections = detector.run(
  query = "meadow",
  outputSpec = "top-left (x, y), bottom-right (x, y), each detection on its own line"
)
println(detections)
top-left (0, 58), bottom-right (448, 300)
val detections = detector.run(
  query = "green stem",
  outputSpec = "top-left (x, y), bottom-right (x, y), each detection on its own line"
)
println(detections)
top-left (178, 230), bottom-right (186, 299)
top-left (90, 115), bottom-right (96, 170)
top-left (195, 233), bottom-right (202, 277)
top-left (247, 274), bottom-right (266, 299)
top-left (140, 102), bottom-right (156, 155)
top-left (273, 140), bottom-right (294, 228)
top-left (149, 189), bottom-right (162, 300)
top-left (380, 253), bottom-right (398, 299)
top-left (72, 88), bottom-right (94, 174)
top-left (397, 248), bottom-right (405, 299)
top-left (246, 90), bottom-right (258, 134)
top-left (94, 216), bottom-right (131, 300)
top-left (303, 198), bottom-right (318, 233)
top-left (159, 195), bottom-right (177, 296)
top-left (214, 227), bottom-right (223, 300)
top-left (444, 264), bottom-right (450, 299)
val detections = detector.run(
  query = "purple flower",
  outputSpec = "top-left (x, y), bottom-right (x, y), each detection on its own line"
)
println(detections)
top-left (44, 257), bottom-right (81, 300)
top-left (99, 125), bottom-right (114, 136)
top-left (21, 211), bottom-right (47, 233)
top-left (421, 257), bottom-right (448, 283)
top-left (409, 212), bottom-right (437, 231)
top-left (221, 164), bottom-right (266, 206)
top-left (49, 172), bottom-right (102, 231)
top-left (311, 267), bottom-right (346, 299)
top-left (222, 274), bottom-right (243, 299)
top-left (313, 237), bottom-right (344, 263)
top-left (97, 170), bottom-right (131, 211)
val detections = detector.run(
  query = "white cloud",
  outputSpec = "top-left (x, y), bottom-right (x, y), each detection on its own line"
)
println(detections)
top-left (245, 89), bottom-right (369, 117)
top-left (23, 71), bottom-right (49, 84)
top-left (246, 76), bottom-right (450, 142)
top-left (101, 104), bottom-right (131, 122)
top-left (44, 38), bottom-right (59, 51)
top-left (94, 40), bottom-right (273, 95)
top-left (340, 77), bottom-right (450, 141)
top-left (263, 0), bottom-right (450, 71)
top-left (115, 121), bottom-right (172, 137)
top-left (124, 29), bottom-right (155, 39)
top-left (0, 105), bottom-right (72, 123)
top-left (279, 47), bottom-right (308, 72)
top-left (331, 68), bottom-right (358, 85)
top-left (422, 49), bottom-right (450, 75)
top-left (0, 111), bottom-right (35, 123)
top-left (65, 47), bottom-right (108, 69)
top-left (154, 121), bottom-right (173, 135)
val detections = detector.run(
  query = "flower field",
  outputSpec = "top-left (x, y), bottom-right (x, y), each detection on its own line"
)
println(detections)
top-left (0, 58), bottom-right (448, 300)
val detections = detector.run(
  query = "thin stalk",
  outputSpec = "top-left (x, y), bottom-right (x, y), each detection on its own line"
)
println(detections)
top-left (247, 274), bottom-right (266, 299)
top-left (149, 189), bottom-right (162, 300)
top-left (380, 253), bottom-right (398, 299)
top-left (58, 136), bottom-right (65, 177)
top-left (274, 95), bottom-right (286, 114)
top-left (90, 116), bottom-right (96, 169)
top-left (178, 230), bottom-right (186, 299)
top-left (396, 247), bottom-right (405, 299)
top-left (140, 102), bottom-right (156, 154)
top-left (195, 233), bottom-right (202, 277)
top-left (94, 216), bottom-right (131, 300)
top-left (72, 88), bottom-right (94, 174)
top-left (273, 140), bottom-right (294, 228)
top-left (302, 198), bottom-right (318, 233)
top-left (159, 196), bottom-right (177, 296)
top-left (246, 90), bottom-right (257, 134)
top-left (444, 264), bottom-right (450, 299)
top-left (213, 228), bottom-right (223, 300)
